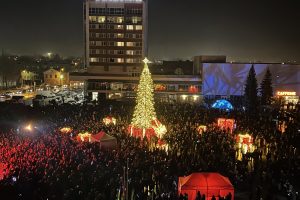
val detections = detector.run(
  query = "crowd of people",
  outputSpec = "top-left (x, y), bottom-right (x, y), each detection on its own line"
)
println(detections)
top-left (0, 101), bottom-right (299, 200)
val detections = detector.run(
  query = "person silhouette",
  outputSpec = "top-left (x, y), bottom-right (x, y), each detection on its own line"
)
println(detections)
top-left (195, 191), bottom-right (201, 200)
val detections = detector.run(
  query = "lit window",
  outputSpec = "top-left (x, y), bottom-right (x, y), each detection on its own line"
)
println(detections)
top-left (107, 16), bottom-right (115, 23)
top-left (135, 25), bottom-right (142, 30)
top-left (117, 42), bottom-right (124, 46)
top-left (126, 58), bottom-right (134, 63)
top-left (117, 33), bottom-right (124, 38)
top-left (116, 17), bottom-right (124, 23)
top-left (126, 42), bottom-right (134, 47)
top-left (90, 58), bottom-right (98, 62)
top-left (89, 16), bottom-right (97, 22)
top-left (117, 58), bottom-right (124, 63)
top-left (98, 16), bottom-right (105, 23)
top-left (126, 50), bottom-right (134, 55)
top-left (126, 25), bottom-right (134, 30)
top-left (131, 16), bottom-right (141, 24)
top-left (115, 25), bottom-right (123, 30)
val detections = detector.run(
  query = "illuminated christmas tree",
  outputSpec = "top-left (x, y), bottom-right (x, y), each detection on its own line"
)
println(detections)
top-left (129, 58), bottom-right (167, 139)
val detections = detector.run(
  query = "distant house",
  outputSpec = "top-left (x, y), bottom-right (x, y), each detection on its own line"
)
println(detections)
top-left (43, 69), bottom-right (69, 86)
top-left (20, 70), bottom-right (39, 86)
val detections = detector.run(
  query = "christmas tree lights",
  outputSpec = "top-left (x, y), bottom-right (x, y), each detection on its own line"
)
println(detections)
top-left (132, 58), bottom-right (156, 129)
top-left (130, 58), bottom-right (167, 139)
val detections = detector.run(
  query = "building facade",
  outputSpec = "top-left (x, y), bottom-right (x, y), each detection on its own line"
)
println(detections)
top-left (70, 59), bottom-right (202, 102)
top-left (20, 70), bottom-right (39, 87)
top-left (43, 69), bottom-right (69, 86)
top-left (78, 1), bottom-right (203, 102)
top-left (84, 0), bottom-right (148, 75)
top-left (70, 73), bottom-right (202, 103)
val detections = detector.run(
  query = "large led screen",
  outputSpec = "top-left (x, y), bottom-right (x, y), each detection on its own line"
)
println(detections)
top-left (202, 63), bottom-right (300, 96)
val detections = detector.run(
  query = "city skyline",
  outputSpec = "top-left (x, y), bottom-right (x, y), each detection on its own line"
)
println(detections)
top-left (0, 0), bottom-right (300, 62)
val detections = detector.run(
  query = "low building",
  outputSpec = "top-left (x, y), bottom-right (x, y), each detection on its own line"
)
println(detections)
top-left (20, 70), bottom-right (39, 87)
top-left (43, 69), bottom-right (69, 86)
top-left (70, 59), bottom-right (202, 102)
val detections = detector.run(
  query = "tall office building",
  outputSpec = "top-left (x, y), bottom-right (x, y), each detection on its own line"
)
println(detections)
top-left (84, 0), bottom-right (148, 75)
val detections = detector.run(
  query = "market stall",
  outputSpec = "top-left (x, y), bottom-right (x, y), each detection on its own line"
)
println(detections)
top-left (92, 131), bottom-right (117, 149)
top-left (76, 132), bottom-right (92, 142)
top-left (103, 116), bottom-right (116, 125)
top-left (197, 125), bottom-right (207, 134)
top-left (60, 127), bottom-right (72, 134)
top-left (178, 172), bottom-right (234, 200)
top-left (236, 133), bottom-right (254, 154)
top-left (128, 118), bottom-right (167, 140)
top-left (217, 118), bottom-right (235, 133)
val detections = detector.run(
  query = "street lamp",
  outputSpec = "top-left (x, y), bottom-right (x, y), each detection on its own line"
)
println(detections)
top-left (22, 70), bottom-right (27, 88)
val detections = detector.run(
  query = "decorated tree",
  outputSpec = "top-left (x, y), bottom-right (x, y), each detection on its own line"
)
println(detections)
top-left (260, 68), bottom-right (273, 105)
top-left (130, 58), bottom-right (167, 139)
top-left (132, 58), bottom-right (156, 129)
top-left (244, 65), bottom-right (258, 116)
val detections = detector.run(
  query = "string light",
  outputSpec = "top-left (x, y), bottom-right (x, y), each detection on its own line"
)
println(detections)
top-left (132, 58), bottom-right (156, 130)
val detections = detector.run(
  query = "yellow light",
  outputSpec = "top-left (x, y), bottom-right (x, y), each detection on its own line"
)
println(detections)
top-left (78, 132), bottom-right (92, 142)
top-left (193, 95), bottom-right (199, 101)
top-left (25, 124), bottom-right (32, 131)
top-left (60, 74), bottom-right (64, 79)
top-left (103, 117), bottom-right (117, 125)
top-left (60, 127), bottom-right (72, 133)
top-left (181, 95), bottom-right (187, 100)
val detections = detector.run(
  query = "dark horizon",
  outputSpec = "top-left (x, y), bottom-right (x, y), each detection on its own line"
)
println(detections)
top-left (0, 0), bottom-right (300, 62)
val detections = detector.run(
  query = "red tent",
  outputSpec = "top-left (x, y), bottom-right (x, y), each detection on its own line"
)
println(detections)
top-left (178, 173), bottom-right (234, 200)
top-left (91, 131), bottom-right (117, 149)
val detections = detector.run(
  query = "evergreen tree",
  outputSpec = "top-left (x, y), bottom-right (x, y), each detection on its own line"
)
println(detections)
top-left (132, 58), bottom-right (157, 130)
top-left (244, 65), bottom-right (258, 115)
top-left (260, 68), bottom-right (273, 105)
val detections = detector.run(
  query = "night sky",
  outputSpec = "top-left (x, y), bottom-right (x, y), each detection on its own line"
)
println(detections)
top-left (0, 0), bottom-right (300, 62)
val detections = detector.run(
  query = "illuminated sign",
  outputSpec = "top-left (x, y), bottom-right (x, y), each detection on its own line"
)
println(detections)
top-left (277, 91), bottom-right (296, 96)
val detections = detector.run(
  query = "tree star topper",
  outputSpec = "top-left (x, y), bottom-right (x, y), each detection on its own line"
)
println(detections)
top-left (143, 57), bottom-right (151, 64)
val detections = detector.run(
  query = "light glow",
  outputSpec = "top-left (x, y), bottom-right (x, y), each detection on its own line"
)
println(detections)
top-left (77, 132), bottom-right (92, 142)
top-left (217, 118), bottom-right (235, 133)
top-left (103, 116), bottom-right (117, 125)
top-left (60, 127), bottom-right (72, 133)
top-left (25, 124), bottom-right (32, 131)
